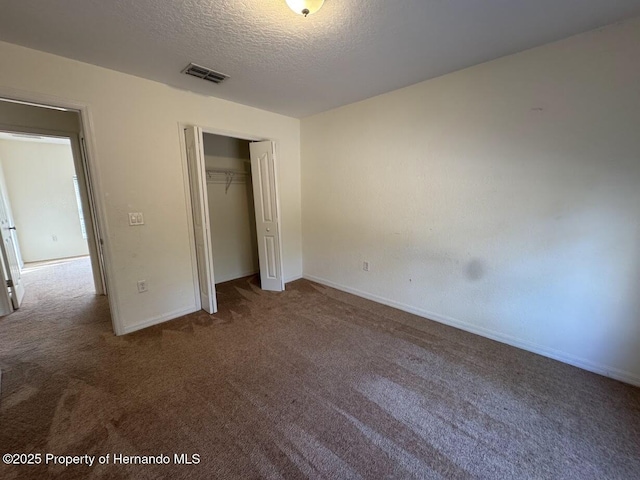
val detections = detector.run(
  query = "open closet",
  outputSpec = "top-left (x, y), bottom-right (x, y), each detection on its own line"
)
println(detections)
top-left (184, 125), bottom-right (284, 315)
top-left (202, 133), bottom-right (259, 284)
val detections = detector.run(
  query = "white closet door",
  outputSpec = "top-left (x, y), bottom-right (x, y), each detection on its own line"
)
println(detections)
top-left (249, 141), bottom-right (284, 292)
top-left (185, 126), bottom-right (217, 313)
top-left (0, 184), bottom-right (24, 311)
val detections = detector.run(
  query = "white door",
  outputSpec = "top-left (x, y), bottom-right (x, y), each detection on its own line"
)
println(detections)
top-left (249, 141), bottom-right (285, 292)
top-left (185, 126), bottom-right (217, 314)
top-left (0, 187), bottom-right (24, 310)
top-left (76, 135), bottom-right (107, 295)
top-left (0, 219), bottom-right (12, 315)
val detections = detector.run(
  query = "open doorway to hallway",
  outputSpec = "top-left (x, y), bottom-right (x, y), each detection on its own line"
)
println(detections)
top-left (0, 132), bottom-right (93, 292)
top-left (0, 129), bottom-right (100, 316)
top-left (0, 96), bottom-right (112, 331)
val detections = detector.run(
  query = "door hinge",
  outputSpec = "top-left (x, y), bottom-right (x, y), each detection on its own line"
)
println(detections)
top-left (6, 279), bottom-right (13, 288)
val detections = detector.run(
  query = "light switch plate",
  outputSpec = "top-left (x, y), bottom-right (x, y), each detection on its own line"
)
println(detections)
top-left (128, 212), bottom-right (144, 226)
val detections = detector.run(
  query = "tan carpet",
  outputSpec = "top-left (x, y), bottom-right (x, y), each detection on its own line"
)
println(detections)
top-left (0, 257), bottom-right (639, 479)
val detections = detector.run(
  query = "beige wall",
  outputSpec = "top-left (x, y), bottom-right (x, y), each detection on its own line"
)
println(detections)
top-left (0, 40), bottom-right (301, 334)
top-left (301, 18), bottom-right (640, 385)
top-left (0, 139), bottom-right (89, 262)
top-left (203, 133), bottom-right (259, 284)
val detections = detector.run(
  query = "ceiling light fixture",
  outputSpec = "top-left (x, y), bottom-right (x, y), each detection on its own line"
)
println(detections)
top-left (285, 0), bottom-right (324, 17)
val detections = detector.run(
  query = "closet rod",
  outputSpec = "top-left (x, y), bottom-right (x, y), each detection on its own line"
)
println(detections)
top-left (206, 169), bottom-right (248, 175)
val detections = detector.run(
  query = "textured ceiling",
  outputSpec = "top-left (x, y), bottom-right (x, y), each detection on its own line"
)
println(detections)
top-left (1, 0), bottom-right (640, 118)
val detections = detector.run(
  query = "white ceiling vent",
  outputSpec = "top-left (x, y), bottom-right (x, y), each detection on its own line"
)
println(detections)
top-left (182, 63), bottom-right (229, 85)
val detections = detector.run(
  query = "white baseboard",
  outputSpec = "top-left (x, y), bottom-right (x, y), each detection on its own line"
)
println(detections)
top-left (122, 306), bottom-right (199, 335)
top-left (285, 274), bottom-right (303, 284)
top-left (120, 272), bottom-right (304, 335)
top-left (215, 272), bottom-right (301, 285)
top-left (303, 274), bottom-right (640, 387)
top-left (214, 270), bottom-right (260, 285)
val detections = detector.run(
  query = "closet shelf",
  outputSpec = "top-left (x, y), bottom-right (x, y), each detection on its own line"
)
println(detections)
top-left (207, 169), bottom-right (249, 181)
top-left (206, 169), bottom-right (250, 190)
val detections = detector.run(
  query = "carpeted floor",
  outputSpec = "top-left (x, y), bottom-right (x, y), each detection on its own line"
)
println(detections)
top-left (0, 257), bottom-right (639, 479)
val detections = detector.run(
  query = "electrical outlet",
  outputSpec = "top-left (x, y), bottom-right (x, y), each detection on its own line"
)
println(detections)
top-left (137, 280), bottom-right (148, 293)
top-left (129, 212), bottom-right (145, 226)
top-left (363, 261), bottom-right (370, 272)
top-left (52, 234), bottom-right (58, 242)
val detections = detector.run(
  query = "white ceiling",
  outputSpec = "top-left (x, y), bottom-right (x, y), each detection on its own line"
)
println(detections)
top-left (1, 1), bottom-right (640, 118)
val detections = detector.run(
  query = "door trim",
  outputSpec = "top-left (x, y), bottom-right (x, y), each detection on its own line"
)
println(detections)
top-left (0, 86), bottom-right (123, 335)
top-left (184, 125), bottom-right (217, 314)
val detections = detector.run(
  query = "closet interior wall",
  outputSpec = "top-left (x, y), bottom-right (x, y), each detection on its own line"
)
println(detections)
top-left (202, 133), bottom-right (259, 284)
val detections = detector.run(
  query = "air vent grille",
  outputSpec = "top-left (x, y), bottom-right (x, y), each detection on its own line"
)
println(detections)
top-left (182, 63), bottom-right (229, 84)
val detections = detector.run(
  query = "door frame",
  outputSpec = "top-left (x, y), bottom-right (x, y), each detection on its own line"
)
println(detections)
top-left (0, 128), bottom-right (103, 295)
top-left (0, 179), bottom-right (24, 311)
top-left (0, 86), bottom-right (122, 334)
top-left (178, 122), bottom-right (285, 311)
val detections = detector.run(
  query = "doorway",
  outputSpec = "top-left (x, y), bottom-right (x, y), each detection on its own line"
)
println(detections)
top-left (183, 126), bottom-right (285, 314)
top-left (0, 97), bottom-right (109, 325)
top-left (0, 133), bottom-right (94, 313)
top-left (203, 133), bottom-right (259, 284)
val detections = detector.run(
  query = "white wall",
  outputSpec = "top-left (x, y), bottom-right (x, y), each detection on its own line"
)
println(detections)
top-left (0, 40), bottom-right (301, 334)
top-left (203, 133), bottom-right (259, 284)
top-left (301, 18), bottom-right (640, 385)
top-left (0, 139), bottom-right (89, 262)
